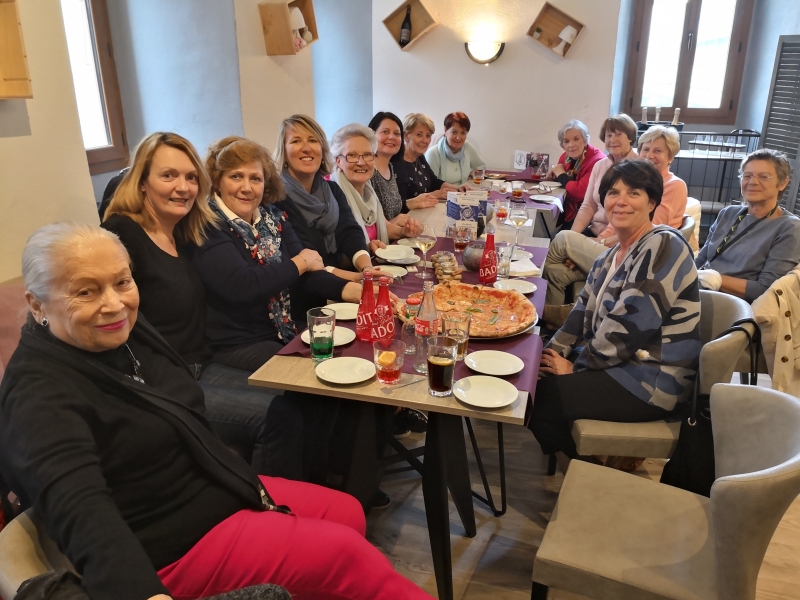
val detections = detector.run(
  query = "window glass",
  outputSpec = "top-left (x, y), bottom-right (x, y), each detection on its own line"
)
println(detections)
top-left (687, 0), bottom-right (737, 108)
top-left (60, 0), bottom-right (110, 149)
top-left (640, 0), bottom-right (688, 108)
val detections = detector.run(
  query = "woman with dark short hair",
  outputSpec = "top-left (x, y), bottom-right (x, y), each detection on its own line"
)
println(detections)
top-left (529, 160), bottom-right (701, 474)
top-left (424, 112), bottom-right (486, 185)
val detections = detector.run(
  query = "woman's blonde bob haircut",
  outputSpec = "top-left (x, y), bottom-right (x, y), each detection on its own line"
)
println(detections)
top-left (637, 125), bottom-right (681, 161)
top-left (403, 113), bottom-right (436, 136)
top-left (206, 136), bottom-right (284, 205)
top-left (104, 132), bottom-right (215, 246)
top-left (274, 114), bottom-right (334, 177)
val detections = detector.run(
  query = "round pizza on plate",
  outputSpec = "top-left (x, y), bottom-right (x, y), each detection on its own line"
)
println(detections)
top-left (398, 282), bottom-right (537, 338)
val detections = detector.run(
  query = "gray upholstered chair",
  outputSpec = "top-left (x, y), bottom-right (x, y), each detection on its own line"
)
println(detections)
top-left (570, 290), bottom-right (753, 459)
top-left (0, 509), bottom-right (74, 600)
top-left (533, 383), bottom-right (800, 600)
top-left (678, 215), bottom-right (695, 242)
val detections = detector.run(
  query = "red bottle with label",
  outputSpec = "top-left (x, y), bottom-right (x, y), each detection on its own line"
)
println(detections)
top-left (479, 232), bottom-right (498, 284)
top-left (371, 277), bottom-right (395, 346)
top-left (356, 270), bottom-right (375, 342)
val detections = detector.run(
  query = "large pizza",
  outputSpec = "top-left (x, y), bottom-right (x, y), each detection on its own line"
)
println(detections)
top-left (398, 282), bottom-right (537, 338)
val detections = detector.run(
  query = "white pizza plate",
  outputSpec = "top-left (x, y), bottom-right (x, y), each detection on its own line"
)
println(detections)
top-left (494, 280), bottom-right (537, 294)
top-left (465, 350), bottom-right (525, 376)
top-left (315, 357), bottom-right (376, 385)
top-left (512, 248), bottom-right (533, 261)
top-left (454, 376), bottom-right (518, 408)
top-left (300, 327), bottom-right (356, 346)
top-left (376, 245), bottom-right (415, 260)
top-left (396, 238), bottom-right (417, 247)
top-left (325, 303), bottom-right (358, 320)
top-left (529, 195), bottom-right (559, 203)
top-left (377, 265), bottom-right (408, 278)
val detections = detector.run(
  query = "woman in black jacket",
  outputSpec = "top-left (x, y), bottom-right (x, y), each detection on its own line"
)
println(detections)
top-left (0, 222), bottom-right (431, 600)
top-left (273, 115), bottom-right (379, 320)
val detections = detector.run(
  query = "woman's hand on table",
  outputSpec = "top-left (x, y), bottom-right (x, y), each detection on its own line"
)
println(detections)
top-left (550, 164), bottom-right (566, 178)
top-left (407, 194), bottom-right (439, 210)
top-left (401, 217), bottom-right (423, 237)
top-left (538, 348), bottom-right (574, 378)
top-left (340, 282), bottom-right (400, 304)
top-left (369, 239), bottom-right (387, 254)
top-left (292, 248), bottom-right (324, 274)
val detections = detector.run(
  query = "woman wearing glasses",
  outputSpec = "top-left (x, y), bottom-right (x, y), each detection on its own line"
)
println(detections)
top-left (695, 148), bottom-right (800, 302)
top-left (330, 123), bottom-right (422, 243)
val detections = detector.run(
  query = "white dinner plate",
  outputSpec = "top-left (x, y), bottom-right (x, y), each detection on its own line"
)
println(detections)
top-left (376, 265), bottom-right (408, 278)
top-left (454, 376), bottom-right (518, 408)
top-left (494, 280), bottom-right (537, 294)
top-left (512, 248), bottom-right (533, 260)
top-left (383, 255), bottom-right (420, 265)
top-left (376, 245), bottom-right (415, 260)
top-left (396, 238), bottom-right (417, 247)
top-left (465, 351), bottom-right (525, 376)
top-left (538, 181), bottom-right (562, 189)
top-left (325, 303), bottom-right (358, 320)
top-left (529, 195), bottom-right (559, 203)
top-left (300, 327), bottom-right (356, 346)
top-left (315, 357), bottom-right (376, 385)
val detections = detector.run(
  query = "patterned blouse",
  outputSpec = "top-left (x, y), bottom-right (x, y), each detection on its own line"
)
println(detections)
top-left (370, 163), bottom-right (404, 220)
top-left (393, 155), bottom-right (445, 211)
top-left (548, 226), bottom-right (701, 411)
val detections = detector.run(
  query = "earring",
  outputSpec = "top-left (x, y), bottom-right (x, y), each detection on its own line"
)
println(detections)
top-left (41, 317), bottom-right (49, 327)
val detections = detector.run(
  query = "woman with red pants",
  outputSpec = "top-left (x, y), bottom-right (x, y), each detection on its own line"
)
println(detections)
top-left (0, 221), bottom-right (432, 600)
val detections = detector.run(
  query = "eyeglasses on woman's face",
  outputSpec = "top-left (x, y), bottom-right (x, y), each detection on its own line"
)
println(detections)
top-left (338, 152), bottom-right (375, 163)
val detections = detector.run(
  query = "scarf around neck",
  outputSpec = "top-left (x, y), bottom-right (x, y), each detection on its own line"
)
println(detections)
top-left (564, 147), bottom-right (586, 179)
top-left (330, 169), bottom-right (389, 245)
top-left (281, 170), bottom-right (339, 255)
top-left (209, 196), bottom-right (296, 342)
top-left (438, 136), bottom-right (467, 182)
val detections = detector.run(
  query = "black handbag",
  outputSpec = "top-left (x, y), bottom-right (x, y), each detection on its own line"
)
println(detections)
top-left (660, 318), bottom-right (761, 497)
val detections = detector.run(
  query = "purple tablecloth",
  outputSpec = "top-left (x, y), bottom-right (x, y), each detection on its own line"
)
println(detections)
top-left (278, 238), bottom-right (547, 395)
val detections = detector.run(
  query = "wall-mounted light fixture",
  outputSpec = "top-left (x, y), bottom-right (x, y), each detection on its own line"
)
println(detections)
top-left (464, 41), bottom-right (504, 65)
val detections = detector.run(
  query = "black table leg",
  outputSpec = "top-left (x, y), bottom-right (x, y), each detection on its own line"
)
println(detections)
top-left (538, 211), bottom-right (553, 240)
top-left (466, 418), bottom-right (507, 517)
top-left (423, 411), bottom-right (455, 600)
top-left (547, 453), bottom-right (558, 476)
top-left (443, 416), bottom-right (477, 537)
top-left (341, 403), bottom-right (380, 514)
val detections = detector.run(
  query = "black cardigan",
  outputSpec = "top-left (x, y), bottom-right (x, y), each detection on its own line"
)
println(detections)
top-left (193, 215), bottom-right (348, 348)
top-left (0, 318), bottom-right (276, 600)
top-left (392, 155), bottom-right (445, 209)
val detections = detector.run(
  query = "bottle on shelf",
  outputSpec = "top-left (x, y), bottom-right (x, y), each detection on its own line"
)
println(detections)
top-left (356, 270), bottom-right (375, 342)
top-left (413, 281), bottom-right (439, 374)
top-left (655, 106), bottom-right (661, 123)
top-left (641, 106), bottom-right (648, 124)
top-left (371, 277), bottom-right (395, 346)
top-left (671, 108), bottom-right (681, 126)
top-left (402, 296), bottom-right (421, 354)
top-left (399, 5), bottom-right (412, 47)
top-left (479, 231), bottom-right (498, 285)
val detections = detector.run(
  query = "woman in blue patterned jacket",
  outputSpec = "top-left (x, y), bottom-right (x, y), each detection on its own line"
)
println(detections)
top-left (529, 159), bottom-right (701, 474)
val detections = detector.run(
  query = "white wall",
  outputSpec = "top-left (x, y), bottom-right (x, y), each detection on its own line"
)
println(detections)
top-left (372, 0), bottom-right (622, 167)
top-left (0, 0), bottom-right (98, 282)
top-left (234, 0), bottom-right (316, 153)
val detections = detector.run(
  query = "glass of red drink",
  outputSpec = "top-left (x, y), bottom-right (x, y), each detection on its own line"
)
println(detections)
top-left (373, 339), bottom-right (406, 385)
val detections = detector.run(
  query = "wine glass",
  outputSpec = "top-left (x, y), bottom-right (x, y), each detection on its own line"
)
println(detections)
top-left (509, 208), bottom-right (528, 251)
top-left (415, 225), bottom-right (437, 279)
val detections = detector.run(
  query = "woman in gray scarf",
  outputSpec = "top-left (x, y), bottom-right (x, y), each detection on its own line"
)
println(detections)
top-left (424, 112), bottom-right (486, 186)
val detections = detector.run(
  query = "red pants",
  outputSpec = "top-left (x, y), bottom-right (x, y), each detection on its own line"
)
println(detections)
top-left (157, 477), bottom-right (433, 600)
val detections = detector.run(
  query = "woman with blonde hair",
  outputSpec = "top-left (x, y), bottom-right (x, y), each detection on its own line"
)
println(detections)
top-left (103, 133), bottom-right (312, 482)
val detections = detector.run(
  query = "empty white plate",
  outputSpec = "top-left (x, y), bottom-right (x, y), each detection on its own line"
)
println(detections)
top-left (325, 303), bottom-right (358, 320)
top-left (396, 238), bottom-right (417, 247)
top-left (300, 327), bottom-right (356, 346)
top-left (454, 376), bottom-right (518, 408)
top-left (465, 351), bottom-right (524, 376)
top-left (512, 248), bottom-right (533, 260)
top-left (530, 195), bottom-right (559, 203)
top-left (315, 357), bottom-right (376, 385)
top-left (376, 265), bottom-right (408, 278)
top-left (494, 280), bottom-right (537, 294)
top-left (538, 181), bottom-right (562, 189)
top-left (376, 245), bottom-right (415, 260)
top-left (383, 255), bottom-right (420, 265)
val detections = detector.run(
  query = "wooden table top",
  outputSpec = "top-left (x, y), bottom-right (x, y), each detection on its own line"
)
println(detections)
top-left (249, 354), bottom-right (528, 425)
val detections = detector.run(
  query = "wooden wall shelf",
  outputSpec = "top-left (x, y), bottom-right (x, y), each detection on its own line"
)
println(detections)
top-left (258, 0), bottom-right (318, 56)
top-left (383, 0), bottom-right (437, 52)
top-left (0, 0), bottom-right (32, 99)
top-left (526, 2), bottom-right (584, 58)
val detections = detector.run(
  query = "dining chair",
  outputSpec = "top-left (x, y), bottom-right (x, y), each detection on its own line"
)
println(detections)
top-left (569, 291), bottom-right (753, 460)
top-left (532, 383), bottom-right (800, 600)
top-left (0, 509), bottom-right (74, 600)
top-left (678, 215), bottom-right (695, 242)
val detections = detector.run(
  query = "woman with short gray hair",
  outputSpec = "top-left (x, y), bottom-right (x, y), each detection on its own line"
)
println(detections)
top-left (546, 119), bottom-right (605, 228)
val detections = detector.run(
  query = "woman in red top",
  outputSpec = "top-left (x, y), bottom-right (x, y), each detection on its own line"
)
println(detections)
top-left (546, 119), bottom-right (605, 228)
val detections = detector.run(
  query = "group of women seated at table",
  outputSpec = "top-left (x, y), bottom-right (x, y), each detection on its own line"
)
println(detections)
top-left (2, 102), bottom-right (800, 599)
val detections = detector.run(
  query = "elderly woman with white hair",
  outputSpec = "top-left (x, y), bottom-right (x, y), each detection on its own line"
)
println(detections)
top-left (0, 222), bottom-right (434, 600)
top-left (330, 123), bottom-right (422, 243)
top-left (545, 119), bottom-right (604, 228)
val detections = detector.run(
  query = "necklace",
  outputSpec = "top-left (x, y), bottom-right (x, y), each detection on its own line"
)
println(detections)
top-left (123, 344), bottom-right (146, 385)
